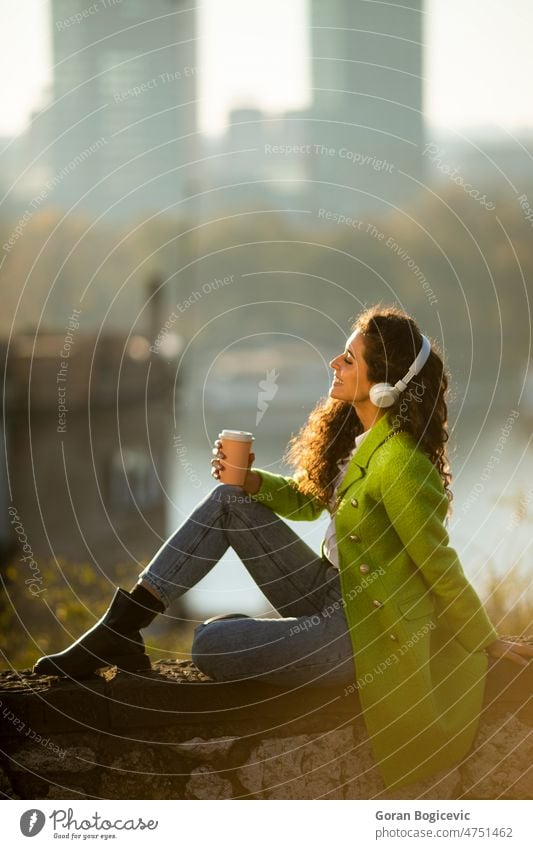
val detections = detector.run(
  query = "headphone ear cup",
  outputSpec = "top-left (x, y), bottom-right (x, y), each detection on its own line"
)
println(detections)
top-left (369, 383), bottom-right (398, 408)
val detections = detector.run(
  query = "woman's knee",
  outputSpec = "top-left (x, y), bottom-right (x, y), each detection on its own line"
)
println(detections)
top-left (209, 483), bottom-right (250, 507)
top-left (191, 622), bottom-right (222, 678)
top-left (191, 619), bottom-right (251, 681)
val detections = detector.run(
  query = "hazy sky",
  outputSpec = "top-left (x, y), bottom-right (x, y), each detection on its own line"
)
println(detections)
top-left (0, 0), bottom-right (532, 138)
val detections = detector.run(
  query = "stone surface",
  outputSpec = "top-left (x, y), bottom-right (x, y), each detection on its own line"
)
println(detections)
top-left (99, 749), bottom-right (180, 800)
top-left (460, 713), bottom-right (533, 799)
top-left (238, 734), bottom-right (318, 799)
top-left (0, 763), bottom-right (19, 799)
top-left (237, 729), bottom-right (376, 800)
top-left (1, 649), bottom-right (532, 800)
top-left (185, 766), bottom-right (234, 800)
top-left (45, 783), bottom-right (93, 800)
top-left (171, 736), bottom-right (237, 761)
top-left (11, 744), bottom-right (95, 774)
top-left (377, 766), bottom-right (463, 801)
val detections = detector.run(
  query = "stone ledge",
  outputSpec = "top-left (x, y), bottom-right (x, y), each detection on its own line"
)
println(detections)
top-left (1, 649), bottom-right (532, 800)
top-left (0, 660), bottom-right (366, 737)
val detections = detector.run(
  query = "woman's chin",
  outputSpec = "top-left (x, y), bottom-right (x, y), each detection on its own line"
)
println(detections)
top-left (329, 387), bottom-right (358, 405)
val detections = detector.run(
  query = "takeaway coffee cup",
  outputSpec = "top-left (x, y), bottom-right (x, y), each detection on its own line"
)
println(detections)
top-left (217, 430), bottom-right (255, 486)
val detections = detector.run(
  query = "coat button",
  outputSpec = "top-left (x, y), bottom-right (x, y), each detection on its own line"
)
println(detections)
top-left (349, 533), bottom-right (361, 542)
top-left (389, 634), bottom-right (398, 641)
top-left (350, 498), bottom-right (359, 508)
top-left (372, 599), bottom-right (383, 608)
top-left (359, 564), bottom-right (370, 574)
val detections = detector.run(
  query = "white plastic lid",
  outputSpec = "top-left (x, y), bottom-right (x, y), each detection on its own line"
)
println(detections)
top-left (218, 430), bottom-right (254, 442)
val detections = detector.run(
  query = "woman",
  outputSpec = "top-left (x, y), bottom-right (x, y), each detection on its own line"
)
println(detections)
top-left (34, 303), bottom-right (532, 790)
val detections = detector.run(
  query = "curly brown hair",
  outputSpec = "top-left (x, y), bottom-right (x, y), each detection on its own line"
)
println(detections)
top-left (283, 303), bottom-right (453, 514)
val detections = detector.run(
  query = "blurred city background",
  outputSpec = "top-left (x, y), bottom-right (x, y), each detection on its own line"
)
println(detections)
top-left (1, 0), bottom-right (532, 667)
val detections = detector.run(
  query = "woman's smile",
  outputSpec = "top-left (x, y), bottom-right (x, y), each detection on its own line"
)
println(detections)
top-left (329, 330), bottom-right (374, 403)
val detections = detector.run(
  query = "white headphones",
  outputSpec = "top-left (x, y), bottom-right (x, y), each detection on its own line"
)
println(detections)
top-left (369, 334), bottom-right (432, 409)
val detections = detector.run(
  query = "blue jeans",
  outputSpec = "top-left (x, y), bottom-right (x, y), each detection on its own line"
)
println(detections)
top-left (138, 484), bottom-right (356, 687)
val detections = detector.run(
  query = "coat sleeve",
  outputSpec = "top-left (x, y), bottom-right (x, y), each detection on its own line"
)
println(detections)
top-left (379, 449), bottom-right (499, 653)
top-left (248, 468), bottom-right (326, 521)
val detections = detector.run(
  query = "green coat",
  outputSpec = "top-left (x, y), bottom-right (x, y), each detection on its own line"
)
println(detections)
top-left (250, 409), bottom-right (498, 790)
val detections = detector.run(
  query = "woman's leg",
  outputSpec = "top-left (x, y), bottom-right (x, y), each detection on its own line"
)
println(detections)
top-left (137, 482), bottom-right (356, 687)
top-left (137, 483), bottom-right (337, 618)
top-left (34, 482), bottom-right (355, 682)
top-left (191, 601), bottom-right (356, 688)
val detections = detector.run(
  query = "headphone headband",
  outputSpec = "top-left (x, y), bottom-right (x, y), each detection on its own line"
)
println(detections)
top-left (368, 333), bottom-right (432, 409)
top-left (394, 334), bottom-right (431, 392)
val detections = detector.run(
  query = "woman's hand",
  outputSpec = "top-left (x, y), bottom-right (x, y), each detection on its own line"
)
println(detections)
top-left (484, 638), bottom-right (533, 668)
top-left (210, 439), bottom-right (257, 491)
top-left (210, 439), bottom-right (225, 480)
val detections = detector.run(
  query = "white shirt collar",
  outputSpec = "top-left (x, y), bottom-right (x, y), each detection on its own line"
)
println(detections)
top-left (355, 429), bottom-right (369, 448)
top-left (336, 429), bottom-right (369, 470)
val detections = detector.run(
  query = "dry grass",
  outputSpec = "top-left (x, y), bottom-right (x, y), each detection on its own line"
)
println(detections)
top-left (0, 557), bottom-right (196, 671)
top-left (481, 555), bottom-right (533, 639)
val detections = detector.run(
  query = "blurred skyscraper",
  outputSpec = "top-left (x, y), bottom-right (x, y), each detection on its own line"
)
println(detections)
top-left (306, 0), bottom-right (424, 215)
top-left (44, 0), bottom-right (197, 218)
top-left (200, 0), bottom-right (424, 219)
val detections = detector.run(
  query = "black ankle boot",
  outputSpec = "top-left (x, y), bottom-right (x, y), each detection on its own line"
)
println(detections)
top-left (33, 586), bottom-right (165, 678)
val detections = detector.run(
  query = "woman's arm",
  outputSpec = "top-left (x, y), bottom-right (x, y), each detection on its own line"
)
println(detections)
top-left (483, 638), bottom-right (533, 667)
top-left (211, 441), bottom-right (325, 520)
top-left (380, 447), bottom-right (533, 667)
top-left (246, 467), bottom-right (326, 520)
top-left (379, 448), bottom-right (499, 653)
top-left (242, 468), bottom-right (261, 495)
